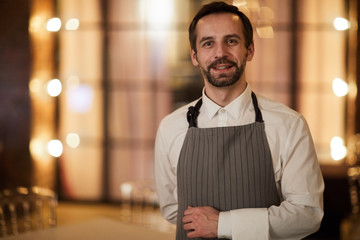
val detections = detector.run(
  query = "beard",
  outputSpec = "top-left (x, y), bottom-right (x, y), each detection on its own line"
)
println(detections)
top-left (199, 56), bottom-right (247, 88)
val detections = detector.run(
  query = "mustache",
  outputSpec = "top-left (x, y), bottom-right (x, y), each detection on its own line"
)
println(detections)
top-left (208, 58), bottom-right (236, 69)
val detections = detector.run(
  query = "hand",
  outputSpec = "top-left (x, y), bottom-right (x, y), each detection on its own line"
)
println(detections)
top-left (182, 206), bottom-right (220, 238)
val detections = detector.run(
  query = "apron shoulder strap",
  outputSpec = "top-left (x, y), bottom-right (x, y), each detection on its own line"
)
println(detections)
top-left (186, 98), bottom-right (202, 128)
top-left (251, 92), bottom-right (264, 123)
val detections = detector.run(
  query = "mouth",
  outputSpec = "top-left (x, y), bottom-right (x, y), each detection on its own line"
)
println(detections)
top-left (212, 64), bottom-right (233, 70)
top-left (209, 59), bottom-right (236, 72)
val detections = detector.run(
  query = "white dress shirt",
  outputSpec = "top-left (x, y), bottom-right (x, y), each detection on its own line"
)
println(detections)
top-left (154, 85), bottom-right (324, 239)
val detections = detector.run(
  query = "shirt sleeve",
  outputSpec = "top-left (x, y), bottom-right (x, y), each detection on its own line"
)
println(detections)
top-left (217, 115), bottom-right (324, 239)
top-left (154, 122), bottom-right (178, 224)
top-left (268, 115), bottom-right (324, 238)
top-left (218, 209), bottom-right (268, 239)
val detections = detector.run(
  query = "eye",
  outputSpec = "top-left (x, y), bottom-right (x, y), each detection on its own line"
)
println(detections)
top-left (202, 41), bottom-right (213, 48)
top-left (226, 38), bottom-right (238, 45)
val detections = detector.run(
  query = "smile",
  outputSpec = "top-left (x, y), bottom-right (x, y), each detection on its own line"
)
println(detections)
top-left (208, 58), bottom-right (237, 71)
top-left (213, 65), bottom-right (232, 70)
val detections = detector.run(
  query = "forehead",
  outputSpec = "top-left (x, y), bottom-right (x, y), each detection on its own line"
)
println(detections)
top-left (195, 13), bottom-right (244, 40)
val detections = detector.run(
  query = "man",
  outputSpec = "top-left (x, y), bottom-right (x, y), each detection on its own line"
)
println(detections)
top-left (155, 1), bottom-right (324, 239)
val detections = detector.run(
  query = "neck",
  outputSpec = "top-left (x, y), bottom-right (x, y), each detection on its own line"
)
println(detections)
top-left (204, 78), bottom-right (247, 107)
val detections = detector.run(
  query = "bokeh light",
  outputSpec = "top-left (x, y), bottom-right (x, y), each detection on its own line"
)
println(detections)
top-left (47, 140), bottom-right (63, 157)
top-left (46, 17), bottom-right (62, 32)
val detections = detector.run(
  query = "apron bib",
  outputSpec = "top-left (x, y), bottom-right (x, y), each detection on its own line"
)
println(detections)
top-left (176, 92), bottom-right (280, 240)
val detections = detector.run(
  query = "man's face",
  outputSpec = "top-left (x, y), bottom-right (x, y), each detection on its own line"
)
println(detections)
top-left (191, 13), bottom-right (254, 88)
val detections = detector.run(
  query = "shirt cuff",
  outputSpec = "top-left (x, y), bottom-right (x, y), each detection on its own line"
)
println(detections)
top-left (218, 211), bottom-right (232, 238)
top-left (230, 208), bottom-right (269, 240)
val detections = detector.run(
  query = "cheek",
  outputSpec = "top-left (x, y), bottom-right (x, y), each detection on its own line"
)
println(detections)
top-left (195, 52), bottom-right (213, 67)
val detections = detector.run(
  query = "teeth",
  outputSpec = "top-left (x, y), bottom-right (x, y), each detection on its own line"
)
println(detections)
top-left (215, 66), bottom-right (230, 69)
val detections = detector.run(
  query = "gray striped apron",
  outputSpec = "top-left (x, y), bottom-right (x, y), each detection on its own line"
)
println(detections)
top-left (176, 92), bottom-right (280, 240)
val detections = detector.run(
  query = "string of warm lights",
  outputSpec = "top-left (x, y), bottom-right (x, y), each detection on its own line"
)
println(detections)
top-left (330, 76), bottom-right (349, 161)
top-left (46, 17), bottom-right (80, 32)
top-left (331, 17), bottom-right (352, 161)
top-left (29, 14), bottom-right (82, 161)
top-left (330, 17), bottom-right (352, 161)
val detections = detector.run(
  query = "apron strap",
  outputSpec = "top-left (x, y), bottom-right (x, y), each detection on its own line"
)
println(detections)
top-left (187, 98), bottom-right (202, 128)
top-left (186, 92), bottom-right (263, 127)
top-left (251, 92), bottom-right (264, 123)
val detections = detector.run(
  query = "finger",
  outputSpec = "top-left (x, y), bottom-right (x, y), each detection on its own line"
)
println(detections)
top-left (183, 222), bottom-right (194, 231)
top-left (187, 230), bottom-right (200, 239)
top-left (184, 206), bottom-right (195, 215)
top-left (182, 215), bottom-right (192, 223)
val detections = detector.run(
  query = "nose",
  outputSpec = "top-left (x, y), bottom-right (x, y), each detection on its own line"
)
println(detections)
top-left (214, 43), bottom-right (228, 59)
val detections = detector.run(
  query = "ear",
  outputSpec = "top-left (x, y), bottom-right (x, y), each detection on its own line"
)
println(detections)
top-left (246, 43), bottom-right (255, 61)
top-left (190, 48), bottom-right (199, 66)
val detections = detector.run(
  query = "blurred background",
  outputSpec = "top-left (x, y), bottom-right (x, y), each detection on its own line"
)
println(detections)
top-left (1, 0), bottom-right (360, 239)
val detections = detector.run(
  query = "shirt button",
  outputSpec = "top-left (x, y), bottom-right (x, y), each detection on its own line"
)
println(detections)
top-left (219, 108), bottom-right (226, 114)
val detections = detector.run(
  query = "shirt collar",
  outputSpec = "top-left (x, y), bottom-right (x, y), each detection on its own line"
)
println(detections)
top-left (202, 84), bottom-right (253, 120)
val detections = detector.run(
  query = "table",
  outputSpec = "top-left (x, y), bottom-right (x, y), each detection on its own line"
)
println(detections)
top-left (3, 218), bottom-right (175, 240)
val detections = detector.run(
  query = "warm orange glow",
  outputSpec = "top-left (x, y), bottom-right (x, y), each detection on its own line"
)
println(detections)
top-left (29, 78), bottom-right (43, 94)
top-left (256, 25), bottom-right (274, 39)
top-left (65, 18), bottom-right (79, 30)
top-left (29, 16), bottom-right (46, 33)
top-left (47, 79), bottom-right (62, 97)
top-left (29, 0), bottom-right (57, 189)
top-left (232, 0), bottom-right (247, 8)
top-left (332, 78), bottom-right (349, 97)
top-left (66, 133), bottom-right (80, 148)
top-left (333, 17), bottom-right (351, 31)
top-left (46, 17), bottom-right (61, 32)
top-left (47, 140), bottom-right (63, 157)
top-left (330, 137), bottom-right (347, 161)
top-left (139, 0), bottom-right (174, 30)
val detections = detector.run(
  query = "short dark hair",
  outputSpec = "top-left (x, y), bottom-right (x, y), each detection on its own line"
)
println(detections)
top-left (188, 1), bottom-right (253, 53)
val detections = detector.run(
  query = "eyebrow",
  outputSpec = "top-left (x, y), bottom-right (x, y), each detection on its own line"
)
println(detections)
top-left (199, 36), bottom-right (214, 44)
top-left (225, 34), bottom-right (241, 40)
